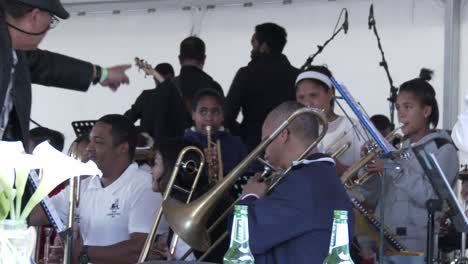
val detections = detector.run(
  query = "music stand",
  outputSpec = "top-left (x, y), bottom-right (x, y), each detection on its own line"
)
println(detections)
top-left (331, 77), bottom-right (402, 263)
top-left (71, 120), bottom-right (96, 137)
top-left (413, 145), bottom-right (468, 263)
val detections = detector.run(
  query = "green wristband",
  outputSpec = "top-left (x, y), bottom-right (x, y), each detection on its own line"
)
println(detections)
top-left (100, 68), bottom-right (108, 83)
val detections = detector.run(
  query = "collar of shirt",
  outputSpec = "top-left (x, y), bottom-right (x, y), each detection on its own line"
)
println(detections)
top-left (87, 163), bottom-right (139, 193)
top-left (291, 153), bottom-right (335, 170)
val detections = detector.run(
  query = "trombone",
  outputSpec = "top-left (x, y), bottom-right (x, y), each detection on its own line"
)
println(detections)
top-left (162, 107), bottom-right (328, 258)
top-left (137, 146), bottom-right (205, 262)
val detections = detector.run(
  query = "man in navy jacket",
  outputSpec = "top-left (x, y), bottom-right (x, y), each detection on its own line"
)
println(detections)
top-left (238, 101), bottom-right (354, 264)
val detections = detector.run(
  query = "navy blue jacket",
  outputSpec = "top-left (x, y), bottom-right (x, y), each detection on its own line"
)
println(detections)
top-left (238, 153), bottom-right (354, 264)
top-left (183, 127), bottom-right (248, 177)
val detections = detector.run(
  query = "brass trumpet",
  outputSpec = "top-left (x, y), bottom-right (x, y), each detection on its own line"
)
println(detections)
top-left (341, 128), bottom-right (402, 188)
top-left (206, 126), bottom-right (223, 184)
top-left (137, 146), bottom-right (205, 263)
top-left (162, 107), bottom-right (328, 256)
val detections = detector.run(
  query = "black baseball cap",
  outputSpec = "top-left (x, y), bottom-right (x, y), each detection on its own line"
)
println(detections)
top-left (18, 0), bottom-right (69, 19)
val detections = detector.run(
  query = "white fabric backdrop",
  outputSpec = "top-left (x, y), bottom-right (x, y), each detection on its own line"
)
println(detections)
top-left (31, 0), bottom-right (454, 152)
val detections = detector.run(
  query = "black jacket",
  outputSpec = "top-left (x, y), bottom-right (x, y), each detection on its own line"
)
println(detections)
top-left (124, 87), bottom-right (158, 135)
top-left (0, 13), bottom-right (93, 144)
top-left (152, 65), bottom-right (223, 142)
top-left (225, 54), bottom-right (299, 151)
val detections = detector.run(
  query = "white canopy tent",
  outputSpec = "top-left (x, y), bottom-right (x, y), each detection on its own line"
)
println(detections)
top-left (31, 0), bottom-right (467, 160)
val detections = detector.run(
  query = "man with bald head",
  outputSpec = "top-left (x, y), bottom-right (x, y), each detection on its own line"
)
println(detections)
top-left (238, 101), bottom-right (354, 264)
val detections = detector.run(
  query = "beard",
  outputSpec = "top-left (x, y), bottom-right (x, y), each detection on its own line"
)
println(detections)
top-left (250, 49), bottom-right (261, 60)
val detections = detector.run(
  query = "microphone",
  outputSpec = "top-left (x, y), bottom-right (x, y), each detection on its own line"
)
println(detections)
top-left (343, 9), bottom-right (349, 34)
top-left (368, 4), bottom-right (374, 30)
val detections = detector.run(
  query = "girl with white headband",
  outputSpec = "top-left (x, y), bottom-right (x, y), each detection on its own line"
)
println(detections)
top-left (295, 65), bottom-right (365, 176)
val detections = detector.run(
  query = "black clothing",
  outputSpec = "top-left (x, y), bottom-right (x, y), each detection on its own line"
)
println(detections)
top-left (1, 13), bottom-right (93, 144)
top-left (124, 87), bottom-right (158, 136)
top-left (225, 54), bottom-right (299, 151)
top-left (152, 65), bottom-right (223, 142)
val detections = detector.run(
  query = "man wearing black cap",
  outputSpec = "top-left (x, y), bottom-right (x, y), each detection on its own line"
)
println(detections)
top-left (0, 0), bottom-right (131, 145)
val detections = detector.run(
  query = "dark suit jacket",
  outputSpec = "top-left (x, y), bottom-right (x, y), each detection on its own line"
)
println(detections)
top-left (225, 54), bottom-right (299, 151)
top-left (1, 12), bottom-right (93, 144)
top-left (152, 65), bottom-right (223, 142)
top-left (124, 88), bottom-right (157, 135)
top-left (238, 153), bottom-right (354, 264)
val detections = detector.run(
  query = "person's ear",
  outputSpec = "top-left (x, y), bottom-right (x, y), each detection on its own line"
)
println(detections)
top-left (279, 129), bottom-right (290, 144)
top-left (423, 105), bottom-right (432, 119)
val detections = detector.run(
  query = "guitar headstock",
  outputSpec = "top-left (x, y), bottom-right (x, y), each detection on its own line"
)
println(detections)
top-left (134, 57), bottom-right (154, 77)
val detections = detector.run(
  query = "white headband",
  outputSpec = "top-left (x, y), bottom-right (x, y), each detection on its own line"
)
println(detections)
top-left (295, 71), bottom-right (332, 88)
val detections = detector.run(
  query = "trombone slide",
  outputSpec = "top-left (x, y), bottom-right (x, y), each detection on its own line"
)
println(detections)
top-left (137, 146), bottom-right (205, 262)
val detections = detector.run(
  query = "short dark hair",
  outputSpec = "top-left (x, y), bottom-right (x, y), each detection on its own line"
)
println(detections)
top-left (266, 101), bottom-right (319, 144)
top-left (399, 68), bottom-right (439, 128)
top-left (191, 88), bottom-right (225, 111)
top-left (0, 0), bottom-right (34, 18)
top-left (179, 36), bottom-right (206, 62)
top-left (155, 63), bottom-right (175, 79)
top-left (97, 114), bottom-right (137, 160)
top-left (370, 114), bottom-right (394, 132)
top-left (29, 127), bottom-right (65, 152)
top-left (255, 22), bottom-right (287, 53)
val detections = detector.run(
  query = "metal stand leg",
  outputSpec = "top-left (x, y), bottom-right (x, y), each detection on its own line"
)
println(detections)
top-left (426, 199), bottom-right (442, 264)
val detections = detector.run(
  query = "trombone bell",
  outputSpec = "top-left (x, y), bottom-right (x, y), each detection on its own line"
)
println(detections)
top-left (162, 198), bottom-right (212, 251)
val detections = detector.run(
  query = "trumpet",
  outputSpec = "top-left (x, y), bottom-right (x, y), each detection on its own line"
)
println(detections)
top-left (341, 128), bottom-right (403, 188)
top-left (162, 107), bottom-right (328, 258)
top-left (206, 126), bottom-right (223, 184)
top-left (137, 146), bottom-right (205, 262)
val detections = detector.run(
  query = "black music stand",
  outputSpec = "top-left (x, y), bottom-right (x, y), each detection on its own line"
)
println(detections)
top-left (413, 145), bottom-right (468, 263)
top-left (71, 120), bottom-right (96, 137)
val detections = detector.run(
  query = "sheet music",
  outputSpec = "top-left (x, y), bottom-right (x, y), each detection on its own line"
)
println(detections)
top-left (330, 76), bottom-right (395, 154)
top-left (28, 170), bottom-right (66, 233)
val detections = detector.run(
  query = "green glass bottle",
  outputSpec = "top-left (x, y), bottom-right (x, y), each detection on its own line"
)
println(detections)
top-left (323, 210), bottom-right (355, 264)
top-left (223, 205), bottom-right (255, 264)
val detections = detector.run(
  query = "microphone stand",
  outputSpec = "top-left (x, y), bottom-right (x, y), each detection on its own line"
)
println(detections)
top-left (368, 4), bottom-right (398, 128)
top-left (300, 8), bottom-right (348, 70)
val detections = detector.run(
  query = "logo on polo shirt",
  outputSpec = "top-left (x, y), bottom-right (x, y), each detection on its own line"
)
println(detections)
top-left (107, 199), bottom-right (121, 218)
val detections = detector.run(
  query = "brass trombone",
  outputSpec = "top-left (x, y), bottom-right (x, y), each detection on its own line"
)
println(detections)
top-left (162, 107), bottom-right (328, 256)
top-left (341, 128), bottom-right (402, 188)
top-left (137, 146), bottom-right (206, 262)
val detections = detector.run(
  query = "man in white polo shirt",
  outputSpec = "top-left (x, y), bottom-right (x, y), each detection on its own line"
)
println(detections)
top-left (30, 114), bottom-right (167, 263)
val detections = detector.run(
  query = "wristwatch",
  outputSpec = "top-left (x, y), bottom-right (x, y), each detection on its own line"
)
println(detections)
top-left (79, 245), bottom-right (91, 264)
top-left (92, 65), bottom-right (102, 85)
